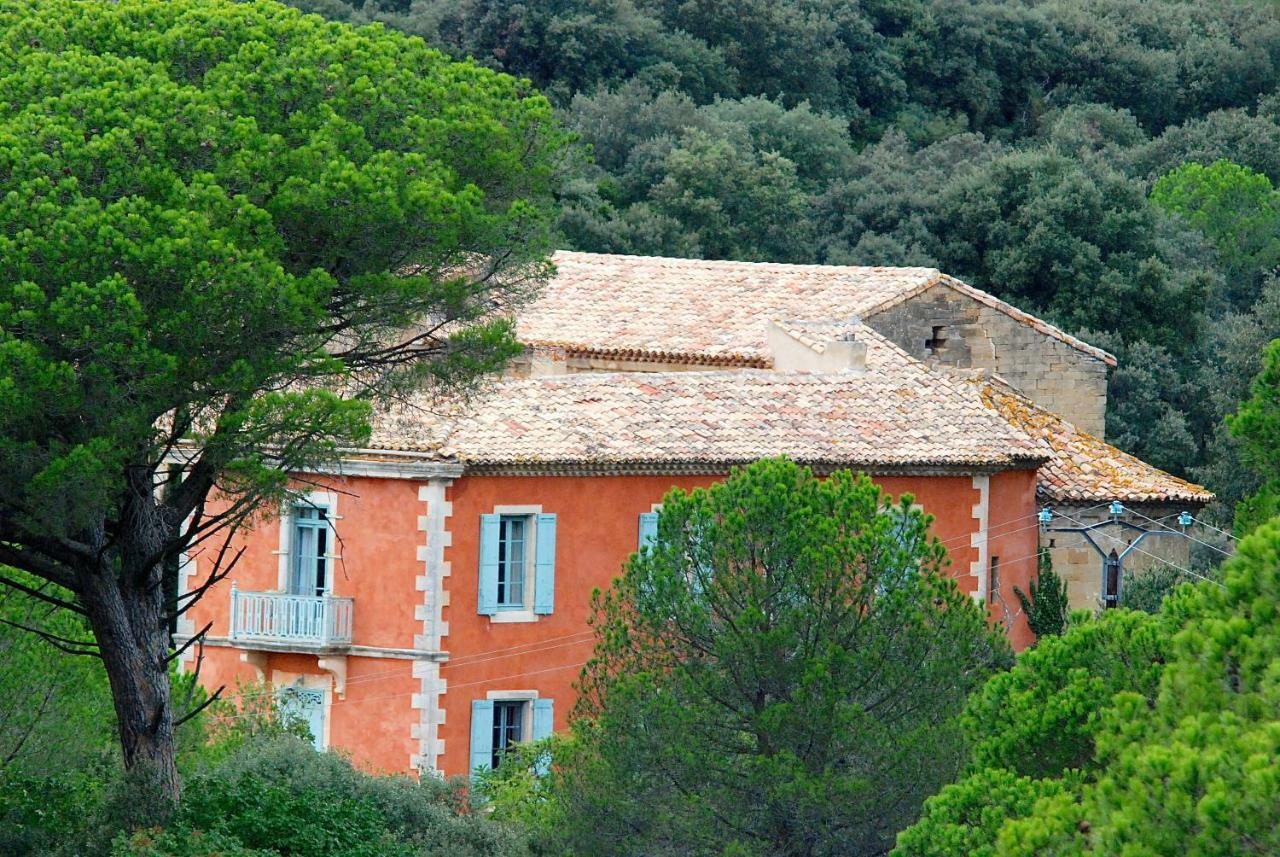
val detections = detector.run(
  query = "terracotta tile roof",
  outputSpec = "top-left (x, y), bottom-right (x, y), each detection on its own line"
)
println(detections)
top-left (976, 379), bottom-right (1212, 506)
top-left (366, 348), bottom-right (1046, 474)
top-left (516, 251), bottom-right (1114, 366)
top-left (518, 252), bottom-right (940, 365)
top-left (365, 325), bottom-right (1196, 501)
top-left (773, 327), bottom-right (1204, 504)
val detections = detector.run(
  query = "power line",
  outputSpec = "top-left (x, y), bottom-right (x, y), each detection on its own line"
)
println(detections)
top-left (1051, 510), bottom-right (1224, 590)
top-left (1122, 506), bottom-right (1234, 557)
top-left (1187, 514), bottom-right (1241, 545)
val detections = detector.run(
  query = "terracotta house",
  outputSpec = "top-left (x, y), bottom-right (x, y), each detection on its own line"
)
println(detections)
top-left (179, 252), bottom-right (1209, 778)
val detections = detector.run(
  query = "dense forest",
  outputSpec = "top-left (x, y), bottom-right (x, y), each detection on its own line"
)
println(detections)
top-left (293, 0), bottom-right (1280, 531)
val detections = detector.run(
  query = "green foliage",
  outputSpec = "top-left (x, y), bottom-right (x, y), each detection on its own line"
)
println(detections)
top-left (0, 575), bottom-right (115, 773)
top-left (178, 680), bottom-right (315, 775)
top-left (0, 767), bottom-right (108, 856)
top-left (893, 767), bottom-right (1082, 857)
top-left (961, 609), bottom-right (1168, 781)
top-left (171, 735), bottom-right (527, 857)
top-left (1013, 549), bottom-right (1069, 638)
top-left (905, 521), bottom-right (1280, 855)
top-left (3, 732), bottom-right (530, 857)
top-left (1228, 339), bottom-right (1280, 534)
top-left (0, 0), bottom-right (566, 796)
top-left (1233, 479), bottom-right (1280, 537)
top-left (473, 736), bottom-right (565, 849)
top-left (1151, 160), bottom-right (1280, 307)
top-left (0, 0), bottom-right (563, 537)
top-left (1118, 564), bottom-right (1196, 614)
top-left (537, 458), bottom-right (1010, 856)
top-left (1000, 521), bottom-right (1280, 854)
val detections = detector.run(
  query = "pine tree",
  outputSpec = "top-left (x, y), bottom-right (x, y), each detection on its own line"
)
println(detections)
top-left (1015, 549), bottom-right (1070, 639)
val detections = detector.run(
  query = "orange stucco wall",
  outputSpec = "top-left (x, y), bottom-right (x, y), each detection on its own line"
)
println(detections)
top-left (184, 474), bottom-right (426, 775)
top-left (985, 469), bottom-right (1041, 651)
top-left (186, 475), bottom-right (425, 648)
top-left (436, 469), bottom-right (1038, 777)
top-left (183, 467), bottom-right (1038, 778)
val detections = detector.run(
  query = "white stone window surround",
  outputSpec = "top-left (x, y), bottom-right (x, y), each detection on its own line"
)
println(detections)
top-left (488, 504), bottom-right (543, 624)
top-left (273, 489), bottom-right (342, 594)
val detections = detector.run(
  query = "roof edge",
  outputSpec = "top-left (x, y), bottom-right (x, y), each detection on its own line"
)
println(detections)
top-left (524, 341), bottom-right (770, 368)
top-left (1036, 485), bottom-right (1213, 506)
top-left (459, 456), bottom-right (1046, 478)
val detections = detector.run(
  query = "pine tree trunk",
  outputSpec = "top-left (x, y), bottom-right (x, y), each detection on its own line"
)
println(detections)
top-left (80, 562), bottom-right (181, 820)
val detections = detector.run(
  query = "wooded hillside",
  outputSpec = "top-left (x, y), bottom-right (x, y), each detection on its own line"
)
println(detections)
top-left (294, 0), bottom-right (1280, 526)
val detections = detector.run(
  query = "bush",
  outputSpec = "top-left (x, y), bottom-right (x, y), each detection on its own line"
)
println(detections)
top-left (894, 767), bottom-right (1082, 857)
top-left (1, 731), bottom-right (530, 857)
top-left (154, 735), bottom-right (531, 857)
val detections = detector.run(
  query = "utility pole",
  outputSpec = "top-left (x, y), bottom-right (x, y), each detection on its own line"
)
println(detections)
top-left (1038, 502), bottom-right (1195, 608)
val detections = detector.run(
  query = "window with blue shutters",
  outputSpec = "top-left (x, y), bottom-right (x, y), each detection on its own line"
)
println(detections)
top-left (469, 697), bottom-right (555, 778)
top-left (479, 510), bottom-right (556, 617)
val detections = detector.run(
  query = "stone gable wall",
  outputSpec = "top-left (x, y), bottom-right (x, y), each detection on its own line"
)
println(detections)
top-left (866, 284), bottom-right (1109, 436)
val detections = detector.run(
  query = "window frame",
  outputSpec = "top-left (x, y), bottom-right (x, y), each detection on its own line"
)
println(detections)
top-left (272, 672), bottom-right (331, 751)
top-left (484, 505), bottom-right (550, 623)
top-left (276, 490), bottom-right (339, 597)
top-left (988, 555), bottom-right (1001, 605)
top-left (490, 699), bottom-right (528, 770)
top-left (495, 513), bottom-right (535, 611)
top-left (290, 504), bottom-right (331, 597)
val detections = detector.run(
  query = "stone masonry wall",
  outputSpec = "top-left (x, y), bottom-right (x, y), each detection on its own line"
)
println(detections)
top-left (867, 284), bottom-right (1110, 436)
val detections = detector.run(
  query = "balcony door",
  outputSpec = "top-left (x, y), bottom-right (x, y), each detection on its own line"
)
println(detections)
top-left (290, 505), bottom-right (329, 597)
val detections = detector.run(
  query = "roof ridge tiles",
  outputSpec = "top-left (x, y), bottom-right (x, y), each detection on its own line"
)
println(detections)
top-left (553, 249), bottom-right (942, 276)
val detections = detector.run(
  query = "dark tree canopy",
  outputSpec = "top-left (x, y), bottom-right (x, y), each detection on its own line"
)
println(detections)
top-left (0, 0), bottom-right (565, 810)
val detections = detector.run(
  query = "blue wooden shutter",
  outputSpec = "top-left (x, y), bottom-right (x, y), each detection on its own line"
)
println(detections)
top-left (533, 513), bottom-right (557, 615)
top-left (532, 698), bottom-right (554, 777)
top-left (638, 512), bottom-right (659, 551)
top-left (470, 699), bottom-right (494, 776)
top-left (478, 515), bottom-right (500, 615)
top-left (532, 698), bottom-right (554, 739)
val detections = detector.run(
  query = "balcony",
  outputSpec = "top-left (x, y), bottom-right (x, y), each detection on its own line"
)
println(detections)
top-left (229, 584), bottom-right (353, 651)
